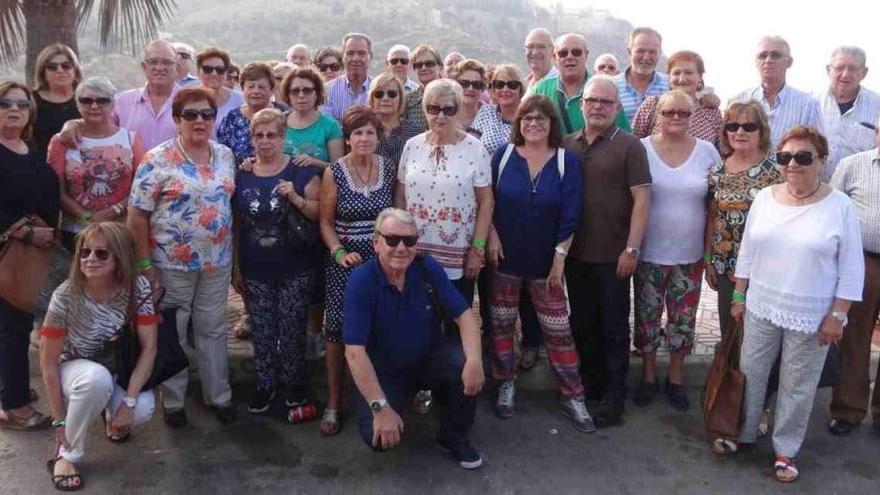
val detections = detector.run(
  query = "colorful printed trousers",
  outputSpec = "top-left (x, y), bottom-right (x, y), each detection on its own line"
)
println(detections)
top-left (634, 261), bottom-right (703, 354)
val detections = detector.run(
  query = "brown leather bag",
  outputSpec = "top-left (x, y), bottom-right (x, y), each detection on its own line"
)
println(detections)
top-left (0, 215), bottom-right (54, 312)
top-left (700, 319), bottom-right (746, 438)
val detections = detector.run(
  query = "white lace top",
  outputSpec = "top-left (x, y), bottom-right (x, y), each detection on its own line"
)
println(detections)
top-left (735, 187), bottom-right (864, 333)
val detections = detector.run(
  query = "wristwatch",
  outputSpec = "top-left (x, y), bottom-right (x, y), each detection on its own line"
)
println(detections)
top-left (122, 396), bottom-right (137, 409)
top-left (370, 398), bottom-right (388, 413)
top-left (625, 246), bottom-right (641, 258)
top-left (830, 311), bottom-right (848, 327)
top-left (554, 246), bottom-right (568, 257)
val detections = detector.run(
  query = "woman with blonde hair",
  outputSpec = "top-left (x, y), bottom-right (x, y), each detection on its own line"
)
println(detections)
top-left (32, 44), bottom-right (83, 162)
top-left (368, 72), bottom-right (421, 171)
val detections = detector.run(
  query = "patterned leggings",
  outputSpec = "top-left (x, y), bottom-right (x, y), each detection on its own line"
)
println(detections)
top-left (634, 261), bottom-right (703, 354)
top-left (245, 272), bottom-right (313, 392)
top-left (490, 271), bottom-right (583, 398)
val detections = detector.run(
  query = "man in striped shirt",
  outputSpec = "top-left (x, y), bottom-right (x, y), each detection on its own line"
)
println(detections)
top-left (323, 33), bottom-right (374, 121)
top-left (613, 27), bottom-right (669, 123)
top-left (732, 36), bottom-right (824, 150)
top-left (816, 46), bottom-right (880, 182)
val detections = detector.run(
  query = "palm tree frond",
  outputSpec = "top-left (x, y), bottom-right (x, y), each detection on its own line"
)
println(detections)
top-left (0, 0), bottom-right (25, 66)
top-left (76, 0), bottom-right (176, 53)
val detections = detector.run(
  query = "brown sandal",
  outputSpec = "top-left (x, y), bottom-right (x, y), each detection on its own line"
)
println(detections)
top-left (0, 409), bottom-right (50, 431)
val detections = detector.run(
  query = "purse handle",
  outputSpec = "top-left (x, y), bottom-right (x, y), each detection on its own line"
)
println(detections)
top-left (0, 215), bottom-right (37, 243)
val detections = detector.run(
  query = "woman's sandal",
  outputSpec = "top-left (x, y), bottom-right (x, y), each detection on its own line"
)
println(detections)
top-left (773, 455), bottom-right (799, 483)
top-left (758, 408), bottom-right (771, 438)
top-left (46, 457), bottom-right (84, 492)
top-left (102, 412), bottom-right (130, 443)
top-left (319, 408), bottom-right (341, 436)
top-left (711, 438), bottom-right (740, 455)
top-left (0, 409), bottom-right (50, 431)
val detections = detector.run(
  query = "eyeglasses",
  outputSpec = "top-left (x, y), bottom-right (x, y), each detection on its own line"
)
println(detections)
top-left (583, 97), bottom-right (615, 107)
top-left (178, 108), bottom-right (217, 121)
top-left (0, 98), bottom-right (30, 111)
top-left (79, 247), bottom-right (111, 261)
top-left (45, 61), bottom-right (74, 72)
top-left (776, 150), bottom-right (815, 167)
top-left (491, 80), bottom-right (522, 91)
top-left (77, 96), bottom-right (112, 107)
top-left (201, 65), bottom-right (228, 75)
top-left (756, 51), bottom-right (786, 61)
top-left (176, 52), bottom-right (191, 60)
top-left (522, 114), bottom-right (549, 125)
top-left (458, 79), bottom-right (485, 90)
top-left (425, 104), bottom-right (458, 116)
top-left (595, 64), bottom-right (616, 72)
top-left (372, 89), bottom-right (399, 99)
top-left (252, 132), bottom-right (279, 140)
top-left (378, 232), bottom-right (418, 248)
top-left (413, 61), bottom-right (438, 70)
top-left (144, 58), bottom-right (176, 68)
top-left (289, 87), bottom-right (316, 96)
top-left (660, 109), bottom-right (692, 119)
top-left (388, 58), bottom-right (409, 66)
top-left (724, 122), bottom-right (760, 133)
top-left (524, 44), bottom-right (550, 51)
top-left (556, 48), bottom-right (585, 59)
top-left (317, 62), bottom-right (341, 72)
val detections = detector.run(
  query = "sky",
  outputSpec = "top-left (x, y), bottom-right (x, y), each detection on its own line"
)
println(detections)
top-left (535, 0), bottom-right (880, 103)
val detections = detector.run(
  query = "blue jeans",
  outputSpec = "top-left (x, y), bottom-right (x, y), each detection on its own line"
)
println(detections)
top-left (354, 337), bottom-right (477, 450)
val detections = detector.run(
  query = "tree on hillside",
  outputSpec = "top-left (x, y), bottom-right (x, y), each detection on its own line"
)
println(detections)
top-left (0, 0), bottom-right (176, 84)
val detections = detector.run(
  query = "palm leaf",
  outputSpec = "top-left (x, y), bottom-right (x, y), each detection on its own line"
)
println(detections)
top-left (76, 0), bottom-right (176, 53)
top-left (0, 0), bottom-right (25, 66)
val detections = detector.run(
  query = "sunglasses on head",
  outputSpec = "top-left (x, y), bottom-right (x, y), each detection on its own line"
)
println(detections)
top-left (425, 104), bottom-right (458, 116)
top-left (776, 150), bottom-right (815, 166)
top-left (317, 62), bottom-right (341, 72)
top-left (413, 60), bottom-right (438, 70)
top-left (378, 232), bottom-right (418, 248)
top-left (388, 57), bottom-right (409, 66)
top-left (179, 108), bottom-right (217, 121)
top-left (660, 109), bottom-right (691, 119)
top-left (372, 89), bottom-right (399, 99)
top-left (556, 48), bottom-right (584, 59)
top-left (289, 87), bottom-right (316, 96)
top-left (79, 247), bottom-right (111, 261)
top-left (492, 80), bottom-right (522, 91)
top-left (77, 96), bottom-right (112, 107)
top-left (0, 98), bottom-right (29, 111)
top-left (458, 79), bottom-right (485, 90)
top-left (200, 65), bottom-right (227, 75)
top-left (46, 61), bottom-right (74, 72)
top-left (724, 122), bottom-right (760, 133)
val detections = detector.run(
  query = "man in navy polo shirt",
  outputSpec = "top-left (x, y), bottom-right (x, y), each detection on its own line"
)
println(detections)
top-left (343, 208), bottom-right (485, 469)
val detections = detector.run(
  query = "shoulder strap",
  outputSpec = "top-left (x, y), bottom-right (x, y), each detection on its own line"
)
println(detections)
top-left (556, 148), bottom-right (565, 179)
top-left (556, 90), bottom-right (575, 135)
top-left (494, 144), bottom-right (515, 190)
top-left (0, 216), bottom-right (34, 243)
top-left (414, 255), bottom-right (447, 333)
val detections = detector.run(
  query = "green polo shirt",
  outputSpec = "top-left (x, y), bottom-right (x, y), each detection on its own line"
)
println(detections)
top-left (529, 70), bottom-right (631, 134)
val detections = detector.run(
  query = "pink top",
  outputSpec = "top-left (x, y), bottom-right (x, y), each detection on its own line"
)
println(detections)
top-left (113, 83), bottom-right (181, 151)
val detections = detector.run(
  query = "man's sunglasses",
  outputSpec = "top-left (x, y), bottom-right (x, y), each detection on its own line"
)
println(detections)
top-left (200, 65), bottom-right (227, 75)
top-left (776, 151), bottom-right (815, 167)
top-left (425, 104), bottom-right (458, 116)
top-left (388, 58), bottom-right (409, 66)
top-left (556, 48), bottom-right (584, 59)
top-left (458, 79), bottom-right (485, 90)
top-left (492, 80), bottom-right (522, 91)
top-left (79, 248), bottom-right (111, 261)
top-left (77, 97), bottom-right (112, 107)
top-left (179, 108), bottom-right (217, 121)
top-left (379, 232), bottom-right (418, 248)
top-left (413, 61), bottom-right (438, 70)
top-left (724, 122), bottom-right (760, 133)
top-left (373, 89), bottom-right (399, 99)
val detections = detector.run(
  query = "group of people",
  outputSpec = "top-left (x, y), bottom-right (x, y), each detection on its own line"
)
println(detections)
top-left (0, 23), bottom-right (877, 490)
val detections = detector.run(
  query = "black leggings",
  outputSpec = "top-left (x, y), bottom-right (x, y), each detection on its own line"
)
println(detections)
top-left (0, 298), bottom-right (34, 410)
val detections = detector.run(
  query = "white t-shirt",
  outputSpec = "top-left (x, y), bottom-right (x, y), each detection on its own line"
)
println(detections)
top-left (641, 137), bottom-right (720, 265)
top-left (398, 132), bottom-right (491, 279)
top-left (735, 187), bottom-right (864, 333)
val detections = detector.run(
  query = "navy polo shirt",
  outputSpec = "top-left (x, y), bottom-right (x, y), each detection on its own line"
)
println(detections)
top-left (343, 255), bottom-right (469, 374)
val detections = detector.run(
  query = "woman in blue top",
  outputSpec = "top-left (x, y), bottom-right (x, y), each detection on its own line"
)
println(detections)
top-left (281, 68), bottom-right (344, 168)
top-left (486, 95), bottom-right (592, 433)
top-left (231, 109), bottom-right (321, 415)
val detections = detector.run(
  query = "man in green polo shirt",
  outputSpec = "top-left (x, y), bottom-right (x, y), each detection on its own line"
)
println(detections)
top-left (530, 33), bottom-right (630, 133)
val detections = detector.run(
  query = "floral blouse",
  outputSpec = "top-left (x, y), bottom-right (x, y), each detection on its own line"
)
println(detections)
top-left (129, 139), bottom-right (236, 272)
top-left (708, 156), bottom-right (783, 278)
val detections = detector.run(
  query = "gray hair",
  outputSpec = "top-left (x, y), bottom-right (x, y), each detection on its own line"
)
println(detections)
top-left (554, 33), bottom-right (588, 50)
top-left (829, 46), bottom-right (867, 68)
top-left (387, 44), bottom-right (411, 59)
top-left (758, 35), bottom-right (791, 56)
top-left (75, 76), bottom-right (116, 99)
top-left (285, 44), bottom-right (310, 61)
top-left (628, 27), bottom-right (663, 47)
top-left (593, 53), bottom-right (619, 67)
top-left (423, 78), bottom-right (463, 110)
top-left (342, 32), bottom-right (373, 54)
top-left (525, 28), bottom-right (553, 46)
top-left (374, 208), bottom-right (416, 235)
top-left (171, 42), bottom-right (194, 57)
top-left (583, 74), bottom-right (619, 101)
top-left (143, 39), bottom-right (175, 60)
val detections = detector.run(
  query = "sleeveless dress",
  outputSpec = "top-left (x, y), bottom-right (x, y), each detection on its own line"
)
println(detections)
top-left (322, 157), bottom-right (394, 342)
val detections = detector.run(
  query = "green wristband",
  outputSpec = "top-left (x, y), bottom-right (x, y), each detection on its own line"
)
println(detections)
top-left (703, 253), bottom-right (712, 263)
top-left (51, 419), bottom-right (66, 428)
top-left (732, 291), bottom-right (746, 303)
top-left (81, 211), bottom-right (93, 223)
top-left (137, 258), bottom-right (153, 270)
top-left (332, 247), bottom-right (347, 263)
top-left (472, 238), bottom-right (486, 249)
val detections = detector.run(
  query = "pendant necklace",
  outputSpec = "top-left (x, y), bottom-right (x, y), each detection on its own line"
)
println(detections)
top-left (350, 159), bottom-right (374, 198)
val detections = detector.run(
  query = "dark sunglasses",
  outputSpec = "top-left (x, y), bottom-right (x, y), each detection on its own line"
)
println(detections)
top-left (200, 65), bottom-right (228, 74)
top-left (289, 87), bottom-right (316, 96)
top-left (776, 151), bottom-right (815, 167)
top-left (77, 96), bottom-right (112, 107)
top-left (492, 80), bottom-right (522, 91)
top-left (379, 232), bottom-right (418, 248)
top-left (388, 58), bottom-right (409, 66)
top-left (724, 122), bottom-right (760, 133)
top-left (660, 109), bottom-right (692, 119)
top-left (0, 98), bottom-right (29, 110)
top-left (179, 108), bottom-right (217, 121)
top-left (317, 62), bottom-right (342, 72)
top-left (413, 61), bottom-right (438, 70)
top-left (556, 48), bottom-right (584, 59)
top-left (79, 247), bottom-right (111, 261)
top-left (425, 104), bottom-right (458, 116)
top-left (46, 61), bottom-right (74, 72)
top-left (372, 89), bottom-right (399, 99)
top-left (458, 79), bottom-right (485, 90)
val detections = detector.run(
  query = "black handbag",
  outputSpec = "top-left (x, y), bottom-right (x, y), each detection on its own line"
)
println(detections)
top-left (286, 200), bottom-right (318, 250)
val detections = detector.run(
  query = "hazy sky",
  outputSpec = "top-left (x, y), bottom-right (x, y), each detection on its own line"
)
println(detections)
top-left (536, 0), bottom-right (879, 102)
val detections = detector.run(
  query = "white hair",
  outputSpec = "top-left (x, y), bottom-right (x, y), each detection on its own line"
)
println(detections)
top-left (374, 208), bottom-right (416, 235)
top-left (525, 28), bottom-right (553, 46)
top-left (594, 53), bottom-right (618, 66)
top-left (285, 44), bottom-right (310, 62)
top-left (387, 44), bottom-right (411, 59)
top-left (584, 74), bottom-right (620, 100)
top-left (170, 42), bottom-right (194, 57)
top-left (758, 35), bottom-right (791, 56)
top-left (75, 76), bottom-right (116, 99)
top-left (829, 46), bottom-right (867, 68)
top-left (554, 33), bottom-right (588, 50)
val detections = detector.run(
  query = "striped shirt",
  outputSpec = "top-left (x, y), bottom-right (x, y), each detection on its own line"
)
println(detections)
top-left (732, 84), bottom-right (824, 152)
top-left (830, 148), bottom-right (880, 254)
top-left (614, 69), bottom-right (670, 123)
top-left (377, 119), bottom-right (422, 173)
top-left (322, 74), bottom-right (373, 121)
top-left (816, 86), bottom-right (880, 182)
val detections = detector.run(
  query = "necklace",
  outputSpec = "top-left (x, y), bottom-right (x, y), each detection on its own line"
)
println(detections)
top-left (177, 137), bottom-right (213, 166)
top-left (529, 167), bottom-right (543, 194)
top-left (786, 181), bottom-right (821, 201)
top-left (348, 158), bottom-right (374, 198)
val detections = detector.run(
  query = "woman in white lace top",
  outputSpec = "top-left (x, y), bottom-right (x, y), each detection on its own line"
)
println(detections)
top-left (717, 126), bottom-right (864, 483)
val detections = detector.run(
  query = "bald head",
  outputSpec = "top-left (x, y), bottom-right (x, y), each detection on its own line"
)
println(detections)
top-left (524, 28), bottom-right (555, 78)
top-left (593, 53), bottom-right (620, 75)
top-left (141, 40), bottom-right (178, 89)
top-left (554, 34), bottom-right (589, 83)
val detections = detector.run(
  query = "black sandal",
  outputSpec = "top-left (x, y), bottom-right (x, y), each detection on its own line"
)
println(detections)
top-left (46, 457), bottom-right (84, 492)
